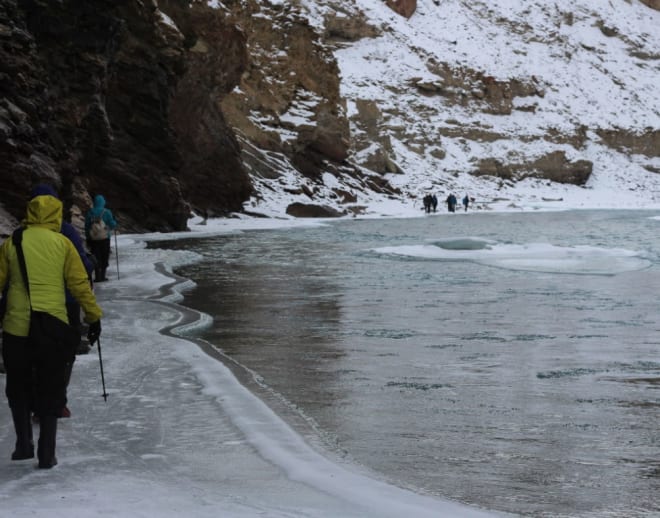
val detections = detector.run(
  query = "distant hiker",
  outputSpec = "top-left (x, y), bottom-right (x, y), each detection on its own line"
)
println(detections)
top-left (0, 188), bottom-right (102, 468)
top-left (85, 194), bottom-right (117, 282)
top-left (446, 193), bottom-right (457, 213)
top-left (431, 194), bottom-right (438, 213)
top-left (462, 194), bottom-right (470, 211)
top-left (422, 194), bottom-right (432, 214)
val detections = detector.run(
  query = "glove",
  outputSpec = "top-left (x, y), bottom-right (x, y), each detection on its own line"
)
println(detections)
top-left (87, 320), bottom-right (102, 345)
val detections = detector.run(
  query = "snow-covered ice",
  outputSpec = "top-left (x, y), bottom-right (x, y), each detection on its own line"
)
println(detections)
top-left (0, 216), bottom-right (500, 517)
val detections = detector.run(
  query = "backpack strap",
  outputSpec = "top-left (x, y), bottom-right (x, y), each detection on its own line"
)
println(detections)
top-left (12, 228), bottom-right (33, 308)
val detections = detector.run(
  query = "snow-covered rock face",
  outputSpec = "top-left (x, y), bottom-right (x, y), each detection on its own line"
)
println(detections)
top-left (0, 0), bottom-right (657, 232)
top-left (235, 0), bottom-right (660, 216)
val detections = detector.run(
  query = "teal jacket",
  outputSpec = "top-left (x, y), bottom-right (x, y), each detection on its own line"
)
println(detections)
top-left (85, 195), bottom-right (117, 240)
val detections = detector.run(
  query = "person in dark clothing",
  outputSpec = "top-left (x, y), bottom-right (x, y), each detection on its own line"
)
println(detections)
top-left (0, 188), bottom-right (102, 468)
top-left (462, 194), bottom-right (470, 211)
top-left (431, 194), bottom-right (438, 213)
top-left (60, 219), bottom-right (95, 357)
top-left (84, 195), bottom-right (117, 282)
top-left (422, 194), bottom-right (432, 213)
top-left (446, 193), bottom-right (457, 212)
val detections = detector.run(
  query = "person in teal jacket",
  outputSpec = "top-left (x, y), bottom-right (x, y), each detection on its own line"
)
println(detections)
top-left (84, 194), bottom-right (117, 282)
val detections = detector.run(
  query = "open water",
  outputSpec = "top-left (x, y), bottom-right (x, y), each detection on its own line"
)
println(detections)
top-left (168, 210), bottom-right (660, 517)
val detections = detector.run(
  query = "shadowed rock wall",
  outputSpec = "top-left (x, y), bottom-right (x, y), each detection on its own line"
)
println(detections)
top-left (0, 0), bottom-right (251, 233)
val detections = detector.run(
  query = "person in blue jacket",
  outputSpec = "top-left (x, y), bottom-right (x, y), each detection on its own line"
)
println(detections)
top-left (84, 194), bottom-right (117, 282)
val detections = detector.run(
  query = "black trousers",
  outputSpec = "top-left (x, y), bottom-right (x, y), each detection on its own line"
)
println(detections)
top-left (89, 237), bottom-right (111, 270)
top-left (2, 332), bottom-right (68, 417)
top-left (63, 300), bottom-right (82, 392)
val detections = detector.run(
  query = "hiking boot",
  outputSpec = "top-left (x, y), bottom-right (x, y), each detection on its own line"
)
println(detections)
top-left (75, 343), bottom-right (90, 355)
top-left (38, 455), bottom-right (58, 469)
top-left (10, 406), bottom-right (34, 460)
top-left (11, 442), bottom-right (34, 460)
top-left (37, 415), bottom-right (58, 469)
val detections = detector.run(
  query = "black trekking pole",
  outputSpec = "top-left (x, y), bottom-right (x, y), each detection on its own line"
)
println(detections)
top-left (114, 230), bottom-right (120, 280)
top-left (96, 337), bottom-right (109, 402)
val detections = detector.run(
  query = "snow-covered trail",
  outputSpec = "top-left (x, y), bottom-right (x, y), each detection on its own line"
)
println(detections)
top-left (0, 234), bottom-right (499, 518)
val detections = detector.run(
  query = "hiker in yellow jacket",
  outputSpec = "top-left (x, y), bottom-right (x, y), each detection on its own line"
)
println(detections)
top-left (0, 190), bottom-right (102, 469)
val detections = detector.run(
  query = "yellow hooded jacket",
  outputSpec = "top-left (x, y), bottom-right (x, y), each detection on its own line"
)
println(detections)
top-left (0, 194), bottom-right (102, 337)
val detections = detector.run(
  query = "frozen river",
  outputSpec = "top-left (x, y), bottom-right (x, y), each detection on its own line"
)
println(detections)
top-left (170, 210), bottom-right (660, 517)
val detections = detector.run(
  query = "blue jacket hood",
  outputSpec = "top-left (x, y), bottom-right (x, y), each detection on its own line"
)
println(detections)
top-left (30, 183), bottom-right (58, 199)
top-left (93, 195), bottom-right (106, 210)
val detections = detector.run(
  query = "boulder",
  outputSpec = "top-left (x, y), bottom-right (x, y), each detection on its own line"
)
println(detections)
top-left (286, 202), bottom-right (345, 218)
top-left (324, 10), bottom-right (380, 41)
top-left (385, 0), bottom-right (417, 18)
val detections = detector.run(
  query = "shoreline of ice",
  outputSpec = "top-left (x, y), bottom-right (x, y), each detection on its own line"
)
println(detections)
top-left (2, 206), bottom-right (658, 517)
top-left (138, 229), bottom-right (500, 517)
top-left (0, 216), bottom-right (502, 517)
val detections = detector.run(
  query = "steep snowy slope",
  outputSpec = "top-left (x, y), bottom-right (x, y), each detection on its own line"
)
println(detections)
top-left (247, 0), bottom-right (660, 215)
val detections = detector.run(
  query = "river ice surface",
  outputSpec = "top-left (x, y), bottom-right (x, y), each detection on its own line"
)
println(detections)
top-left (0, 216), bottom-right (496, 518)
top-left (173, 210), bottom-right (660, 517)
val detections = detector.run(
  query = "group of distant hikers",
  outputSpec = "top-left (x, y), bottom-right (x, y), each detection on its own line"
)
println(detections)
top-left (422, 193), bottom-right (474, 213)
top-left (0, 183), bottom-right (117, 468)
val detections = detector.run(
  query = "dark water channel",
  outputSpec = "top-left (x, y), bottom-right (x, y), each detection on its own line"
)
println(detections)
top-left (164, 211), bottom-right (660, 517)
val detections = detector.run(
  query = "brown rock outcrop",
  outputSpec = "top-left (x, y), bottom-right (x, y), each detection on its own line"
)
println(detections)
top-left (472, 151), bottom-right (592, 186)
top-left (219, 1), bottom-right (353, 183)
top-left (639, 0), bottom-right (660, 10)
top-left (596, 128), bottom-right (660, 158)
top-left (419, 60), bottom-right (545, 116)
top-left (385, 0), bottom-right (417, 18)
top-left (324, 9), bottom-right (380, 42)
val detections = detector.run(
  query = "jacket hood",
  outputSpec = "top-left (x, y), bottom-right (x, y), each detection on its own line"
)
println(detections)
top-left (30, 183), bottom-right (58, 199)
top-left (23, 194), bottom-right (63, 231)
top-left (93, 195), bottom-right (106, 210)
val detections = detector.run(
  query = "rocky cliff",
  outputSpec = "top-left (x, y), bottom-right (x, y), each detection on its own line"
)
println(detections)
top-left (1, 0), bottom-right (659, 235)
top-left (0, 0), bottom-right (254, 234)
top-left (0, 0), bottom-right (396, 232)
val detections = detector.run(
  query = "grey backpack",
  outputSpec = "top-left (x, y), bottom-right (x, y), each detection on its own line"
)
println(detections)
top-left (89, 210), bottom-right (107, 240)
